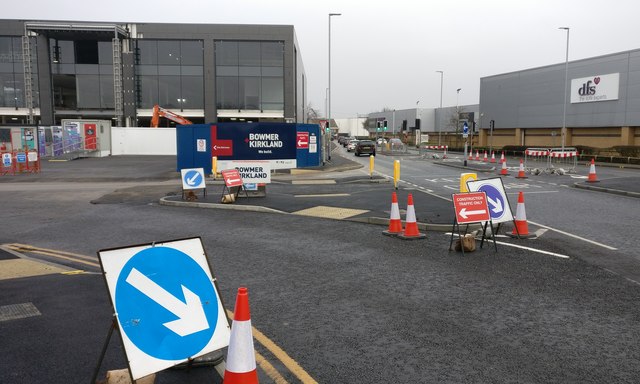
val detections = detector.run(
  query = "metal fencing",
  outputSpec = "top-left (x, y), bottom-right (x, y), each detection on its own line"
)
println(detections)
top-left (524, 147), bottom-right (577, 175)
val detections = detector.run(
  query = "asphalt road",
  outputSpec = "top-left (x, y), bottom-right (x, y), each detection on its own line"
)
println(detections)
top-left (2, 153), bottom-right (640, 383)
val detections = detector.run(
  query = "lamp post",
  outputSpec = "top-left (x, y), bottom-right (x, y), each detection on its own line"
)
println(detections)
top-left (436, 71), bottom-right (443, 146)
top-left (457, 88), bottom-right (466, 166)
top-left (559, 27), bottom-right (570, 152)
top-left (328, 13), bottom-right (341, 161)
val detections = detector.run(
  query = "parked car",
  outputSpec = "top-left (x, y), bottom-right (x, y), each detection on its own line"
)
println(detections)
top-left (347, 139), bottom-right (359, 152)
top-left (355, 140), bottom-right (376, 156)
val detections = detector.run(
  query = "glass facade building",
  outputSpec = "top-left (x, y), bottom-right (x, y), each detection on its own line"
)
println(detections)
top-left (0, 20), bottom-right (306, 127)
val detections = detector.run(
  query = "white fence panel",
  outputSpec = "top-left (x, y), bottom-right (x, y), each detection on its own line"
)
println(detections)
top-left (111, 127), bottom-right (177, 155)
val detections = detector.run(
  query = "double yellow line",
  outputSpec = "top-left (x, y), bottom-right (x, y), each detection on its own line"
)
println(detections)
top-left (5, 243), bottom-right (317, 383)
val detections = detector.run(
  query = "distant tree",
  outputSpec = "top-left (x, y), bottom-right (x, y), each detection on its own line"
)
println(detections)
top-left (306, 103), bottom-right (320, 122)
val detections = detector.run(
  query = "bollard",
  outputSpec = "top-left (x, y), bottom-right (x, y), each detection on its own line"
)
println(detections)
top-left (369, 154), bottom-right (375, 179)
top-left (393, 160), bottom-right (400, 190)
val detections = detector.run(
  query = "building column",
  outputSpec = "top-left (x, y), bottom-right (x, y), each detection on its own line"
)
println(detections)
top-left (479, 128), bottom-right (488, 147)
top-left (564, 128), bottom-right (573, 146)
top-left (515, 128), bottom-right (523, 146)
top-left (621, 126), bottom-right (634, 145)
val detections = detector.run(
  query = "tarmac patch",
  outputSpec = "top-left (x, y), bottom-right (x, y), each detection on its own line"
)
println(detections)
top-left (292, 206), bottom-right (369, 220)
top-left (291, 180), bottom-right (336, 185)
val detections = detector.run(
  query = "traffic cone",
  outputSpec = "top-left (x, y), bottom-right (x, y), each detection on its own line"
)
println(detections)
top-left (499, 158), bottom-right (509, 175)
top-left (509, 192), bottom-right (534, 238)
top-left (500, 152), bottom-right (505, 163)
top-left (475, 150), bottom-right (480, 161)
top-left (397, 194), bottom-right (426, 240)
top-left (515, 159), bottom-right (527, 179)
top-left (468, 152), bottom-right (473, 161)
top-left (490, 151), bottom-right (496, 163)
top-left (442, 147), bottom-right (447, 159)
top-left (224, 287), bottom-right (259, 384)
top-left (587, 158), bottom-right (599, 182)
top-left (483, 151), bottom-right (488, 162)
top-left (383, 192), bottom-right (403, 236)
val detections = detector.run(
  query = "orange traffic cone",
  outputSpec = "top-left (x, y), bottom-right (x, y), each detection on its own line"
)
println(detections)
top-left (397, 194), bottom-right (426, 240)
top-left (475, 150), bottom-right (480, 161)
top-left (490, 151), bottom-right (496, 163)
top-left (515, 159), bottom-right (527, 179)
top-left (500, 152), bottom-right (505, 163)
top-left (224, 287), bottom-right (259, 384)
top-left (483, 151), bottom-right (488, 162)
top-left (499, 158), bottom-right (509, 175)
top-left (509, 192), bottom-right (534, 238)
top-left (383, 192), bottom-right (403, 236)
top-left (587, 159), bottom-right (599, 182)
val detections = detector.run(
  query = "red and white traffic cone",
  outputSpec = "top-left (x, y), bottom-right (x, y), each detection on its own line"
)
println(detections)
top-left (442, 147), bottom-right (447, 159)
top-left (224, 287), bottom-right (259, 384)
top-left (483, 151), bottom-right (488, 162)
top-left (509, 192), bottom-right (534, 238)
top-left (499, 158), bottom-right (509, 175)
top-left (397, 194), bottom-right (426, 240)
top-left (500, 152), bottom-right (505, 163)
top-left (490, 151), bottom-right (496, 163)
top-left (468, 152), bottom-right (473, 161)
top-left (515, 159), bottom-right (527, 179)
top-left (383, 191), bottom-right (403, 236)
top-left (475, 150), bottom-right (480, 161)
top-left (587, 158), bottom-right (599, 182)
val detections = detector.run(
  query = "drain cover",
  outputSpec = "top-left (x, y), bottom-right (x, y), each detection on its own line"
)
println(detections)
top-left (0, 302), bottom-right (41, 322)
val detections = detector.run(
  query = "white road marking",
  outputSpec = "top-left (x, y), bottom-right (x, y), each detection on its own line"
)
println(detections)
top-left (493, 240), bottom-right (570, 259)
top-left (527, 220), bottom-right (618, 250)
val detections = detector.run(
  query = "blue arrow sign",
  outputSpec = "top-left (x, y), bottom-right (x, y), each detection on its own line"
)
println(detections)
top-left (183, 170), bottom-right (203, 187)
top-left (463, 122), bottom-right (469, 134)
top-left (477, 184), bottom-right (505, 220)
top-left (114, 246), bottom-right (220, 360)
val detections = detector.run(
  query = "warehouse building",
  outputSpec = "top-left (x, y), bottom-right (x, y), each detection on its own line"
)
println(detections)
top-left (477, 48), bottom-right (640, 149)
top-left (0, 19), bottom-right (307, 127)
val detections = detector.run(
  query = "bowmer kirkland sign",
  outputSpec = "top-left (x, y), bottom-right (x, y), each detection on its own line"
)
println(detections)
top-left (210, 123), bottom-right (297, 169)
top-left (570, 73), bottom-right (619, 104)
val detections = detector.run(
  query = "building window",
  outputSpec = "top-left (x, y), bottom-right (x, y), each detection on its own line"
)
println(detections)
top-left (0, 36), bottom-right (37, 109)
top-left (135, 39), bottom-right (204, 109)
top-left (215, 40), bottom-right (284, 111)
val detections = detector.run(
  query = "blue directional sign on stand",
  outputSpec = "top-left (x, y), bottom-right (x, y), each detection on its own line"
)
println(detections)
top-left (466, 177), bottom-right (514, 224)
top-left (98, 238), bottom-right (230, 380)
top-left (180, 168), bottom-right (206, 190)
top-left (462, 122), bottom-right (469, 138)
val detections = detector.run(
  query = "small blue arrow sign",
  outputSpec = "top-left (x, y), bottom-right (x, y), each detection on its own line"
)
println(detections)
top-left (184, 170), bottom-right (202, 187)
top-left (114, 246), bottom-right (219, 360)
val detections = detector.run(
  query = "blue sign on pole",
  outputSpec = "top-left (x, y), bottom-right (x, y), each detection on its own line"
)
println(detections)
top-left (462, 122), bottom-right (469, 138)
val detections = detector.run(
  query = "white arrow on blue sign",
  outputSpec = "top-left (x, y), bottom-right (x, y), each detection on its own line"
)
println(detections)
top-left (98, 238), bottom-right (230, 380)
top-left (466, 177), bottom-right (514, 224)
top-left (180, 168), bottom-right (206, 190)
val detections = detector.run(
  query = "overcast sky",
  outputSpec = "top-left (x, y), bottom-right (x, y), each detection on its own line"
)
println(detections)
top-left (5, 0), bottom-right (639, 118)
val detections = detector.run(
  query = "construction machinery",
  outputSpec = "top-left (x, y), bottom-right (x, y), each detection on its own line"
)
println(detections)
top-left (150, 105), bottom-right (193, 127)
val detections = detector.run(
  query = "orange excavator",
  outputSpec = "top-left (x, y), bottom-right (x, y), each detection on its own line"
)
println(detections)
top-left (150, 105), bottom-right (193, 127)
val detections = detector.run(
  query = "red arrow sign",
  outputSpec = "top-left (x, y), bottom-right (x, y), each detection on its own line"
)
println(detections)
top-left (452, 192), bottom-right (491, 224)
top-left (296, 132), bottom-right (309, 149)
top-left (221, 169), bottom-right (244, 187)
top-left (210, 124), bottom-right (233, 157)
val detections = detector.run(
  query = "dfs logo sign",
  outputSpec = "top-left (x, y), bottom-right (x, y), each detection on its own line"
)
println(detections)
top-left (571, 73), bottom-right (619, 103)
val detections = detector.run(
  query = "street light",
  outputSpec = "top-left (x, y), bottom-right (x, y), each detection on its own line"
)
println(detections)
top-left (436, 71), bottom-right (443, 146)
top-left (559, 27), bottom-right (570, 152)
top-left (328, 12), bottom-right (341, 161)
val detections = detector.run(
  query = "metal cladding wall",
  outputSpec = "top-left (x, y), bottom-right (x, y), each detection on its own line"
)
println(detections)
top-left (480, 49), bottom-right (640, 130)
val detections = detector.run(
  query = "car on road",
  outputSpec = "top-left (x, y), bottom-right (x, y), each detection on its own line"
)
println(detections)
top-left (388, 138), bottom-right (404, 150)
top-left (376, 138), bottom-right (387, 145)
top-left (347, 139), bottom-right (359, 152)
top-left (355, 140), bottom-right (376, 156)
